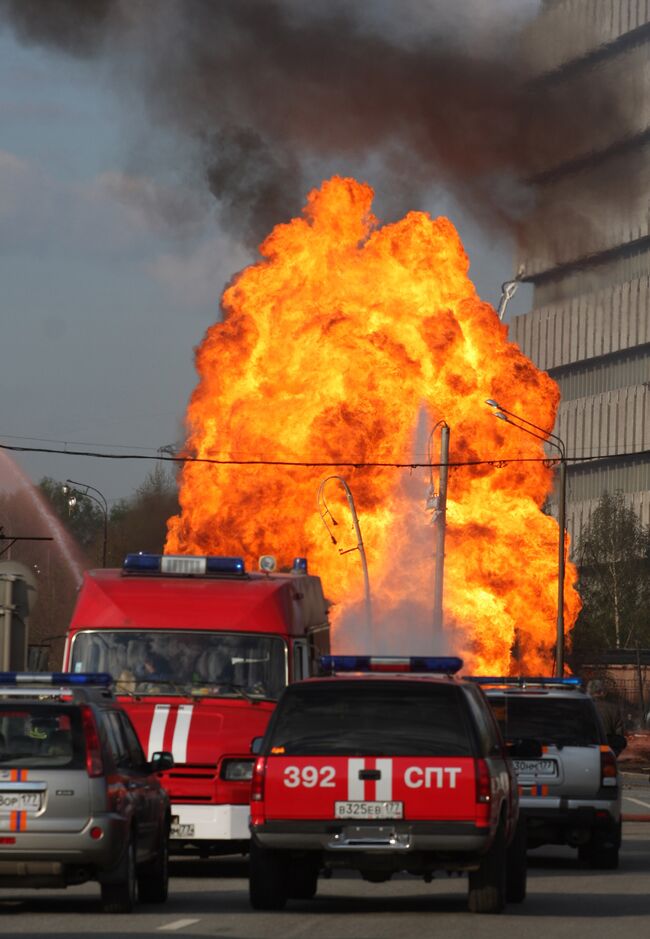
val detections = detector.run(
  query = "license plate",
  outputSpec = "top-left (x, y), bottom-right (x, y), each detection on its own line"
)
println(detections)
top-left (0, 791), bottom-right (42, 813)
top-left (512, 759), bottom-right (557, 776)
top-left (334, 801), bottom-right (403, 819)
top-left (170, 822), bottom-right (195, 838)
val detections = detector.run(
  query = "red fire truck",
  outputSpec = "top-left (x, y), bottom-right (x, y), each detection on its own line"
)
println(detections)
top-left (62, 552), bottom-right (330, 855)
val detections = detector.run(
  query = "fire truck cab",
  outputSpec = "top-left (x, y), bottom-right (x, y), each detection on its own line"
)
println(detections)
top-left (63, 552), bottom-right (329, 855)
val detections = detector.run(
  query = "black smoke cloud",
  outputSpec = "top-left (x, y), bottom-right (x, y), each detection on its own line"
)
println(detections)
top-left (0, 0), bottom-right (630, 251)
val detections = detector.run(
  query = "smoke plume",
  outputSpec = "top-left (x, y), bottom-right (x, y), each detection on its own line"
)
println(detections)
top-left (0, 0), bottom-right (632, 251)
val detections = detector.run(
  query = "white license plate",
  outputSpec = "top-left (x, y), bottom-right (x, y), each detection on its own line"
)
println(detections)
top-left (171, 822), bottom-right (195, 838)
top-left (512, 759), bottom-right (557, 776)
top-left (334, 801), bottom-right (403, 819)
top-left (0, 791), bottom-right (42, 813)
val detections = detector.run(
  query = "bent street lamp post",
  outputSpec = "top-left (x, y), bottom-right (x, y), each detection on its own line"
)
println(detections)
top-left (63, 479), bottom-right (109, 568)
top-left (485, 400), bottom-right (566, 677)
top-left (317, 476), bottom-right (372, 643)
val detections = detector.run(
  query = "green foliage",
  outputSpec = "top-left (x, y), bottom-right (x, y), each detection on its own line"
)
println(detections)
top-left (106, 466), bottom-right (179, 565)
top-left (572, 491), bottom-right (650, 661)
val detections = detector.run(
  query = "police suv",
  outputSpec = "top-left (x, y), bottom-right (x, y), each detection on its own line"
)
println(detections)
top-left (478, 676), bottom-right (624, 868)
top-left (248, 656), bottom-right (528, 914)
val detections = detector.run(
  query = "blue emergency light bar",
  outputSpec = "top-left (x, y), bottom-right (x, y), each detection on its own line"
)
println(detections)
top-left (320, 655), bottom-right (463, 675)
top-left (0, 673), bottom-right (113, 687)
top-left (123, 553), bottom-right (245, 575)
top-left (292, 557), bottom-right (308, 573)
top-left (467, 676), bottom-right (582, 687)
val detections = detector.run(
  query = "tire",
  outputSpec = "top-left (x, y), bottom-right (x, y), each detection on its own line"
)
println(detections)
top-left (248, 840), bottom-right (289, 910)
top-left (578, 824), bottom-right (620, 870)
top-left (137, 825), bottom-right (169, 904)
top-left (506, 817), bottom-right (527, 903)
top-left (468, 822), bottom-right (506, 914)
top-left (101, 837), bottom-right (137, 914)
top-left (288, 858), bottom-right (319, 900)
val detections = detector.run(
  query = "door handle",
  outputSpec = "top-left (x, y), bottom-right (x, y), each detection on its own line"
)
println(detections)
top-left (359, 769), bottom-right (381, 780)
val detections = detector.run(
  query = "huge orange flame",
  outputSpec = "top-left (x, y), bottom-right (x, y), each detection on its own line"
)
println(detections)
top-left (166, 176), bottom-right (580, 673)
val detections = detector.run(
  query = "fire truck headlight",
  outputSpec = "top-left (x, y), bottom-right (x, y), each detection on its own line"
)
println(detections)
top-left (221, 759), bottom-right (255, 781)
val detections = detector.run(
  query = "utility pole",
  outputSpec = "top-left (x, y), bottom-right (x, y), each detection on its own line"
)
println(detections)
top-left (556, 455), bottom-right (567, 677)
top-left (485, 399), bottom-right (567, 676)
top-left (433, 424), bottom-right (450, 636)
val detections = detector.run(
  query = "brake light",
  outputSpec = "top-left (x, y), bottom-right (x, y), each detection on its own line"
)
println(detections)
top-left (80, 705), bottom-right (104, 778)
top-left (475, 758), bottom-right (491, 803)
top-left (474, 757), bottom-right (492, 828)
top-left (600, 746), bottom-right (618, 787)
top-left (250, 756), bottom-right (266, 826)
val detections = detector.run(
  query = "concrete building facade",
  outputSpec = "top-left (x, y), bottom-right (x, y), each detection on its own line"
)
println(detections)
top-left (510, 0), bottom-right (650, 550)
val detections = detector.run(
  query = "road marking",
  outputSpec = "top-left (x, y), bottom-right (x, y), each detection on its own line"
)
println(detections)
top-left (158, 919), bottom-right (200, 931)
top-left (625, 796), bottom-right (650, 810)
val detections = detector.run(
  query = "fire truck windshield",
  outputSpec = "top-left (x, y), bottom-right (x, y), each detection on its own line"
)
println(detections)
top-left (69, 630), bottom-right (287, 700)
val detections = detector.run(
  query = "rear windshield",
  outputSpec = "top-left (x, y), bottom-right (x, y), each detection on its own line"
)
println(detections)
top-left (488, 695), bottom-right (602, 747)
top-left (267, 681), bottom-right (475, 756)
top-left (0, 705), bottom-right (85, 769)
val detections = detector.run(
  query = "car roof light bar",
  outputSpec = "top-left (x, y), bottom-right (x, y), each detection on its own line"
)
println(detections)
top-left (467, 676), bottom-right (582, 688)
top-left (320, 655), bottom-right (463, 675)
top-left (0, 672), bottom-right (113, 687)
top-left (123, 553), bottom-right (245, 575)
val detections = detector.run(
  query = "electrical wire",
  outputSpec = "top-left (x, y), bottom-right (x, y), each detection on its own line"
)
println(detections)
top-left (1, 438), bottom-right (649, 469)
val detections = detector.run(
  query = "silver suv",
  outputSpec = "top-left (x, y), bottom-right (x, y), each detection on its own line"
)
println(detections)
top-left (479, 678), bottom-right (623, 869)
top-left (0, 672), bottom-right (172, 911)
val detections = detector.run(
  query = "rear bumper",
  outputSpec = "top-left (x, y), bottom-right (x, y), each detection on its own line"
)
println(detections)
top-left (519, 796), bottom-right (621, 847)
top-left (519, 794), bottom-right (621, 823)
top-left (251, 819), bottom-right (491, 859)
top-left (171, 803), bottom-right (249, 842)
top-left (0, 813), bottom-right (129, 886)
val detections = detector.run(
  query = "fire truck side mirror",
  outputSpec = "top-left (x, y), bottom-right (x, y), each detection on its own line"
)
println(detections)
top-left (150, 751), bottom-right (174, 772)
top-left (250, 736), bottom-right (263, 755)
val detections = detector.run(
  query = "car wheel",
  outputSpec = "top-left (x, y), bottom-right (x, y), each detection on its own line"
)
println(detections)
top-left (101, 836), bottom-right (137, 914)
top-left (248, 840), bottom-right (289, 910)
top-left (138, 825), bottom-right (169, 903)
top-left (468, 822), bottom-right (506, 914)
top-left (288, 858), bottom-right (319, 900)
top-left (506, 817), bottom-right (527, 903)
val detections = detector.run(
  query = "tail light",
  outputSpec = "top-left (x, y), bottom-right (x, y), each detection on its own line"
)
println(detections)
top-left (475, 758), bottom-right (491, 803)
top-left (474, 758), bottom-right (491, 828)
top-left (250, 756), bottom-right (267, 826)
top-left (80, 705), bottom-right (104, 778)
top-left (600, 746), bottom-right (618, 787)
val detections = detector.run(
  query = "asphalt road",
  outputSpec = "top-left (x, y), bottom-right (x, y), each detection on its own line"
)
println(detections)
top-left (2, 775), bottom-right (650, 938)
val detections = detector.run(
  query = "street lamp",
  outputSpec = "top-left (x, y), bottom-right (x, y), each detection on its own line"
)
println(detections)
top-left (63, 479), bottom-right (109, 568)
top-left (427, 421), bottom-right (450, 637)
top-left (317, 476), bottom-right (372, 642)
top-left (485, 399), bottom-right (567, 676)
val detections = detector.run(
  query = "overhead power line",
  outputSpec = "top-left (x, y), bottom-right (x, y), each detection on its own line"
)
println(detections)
top-left (1, 439), bottom-right (649, 470)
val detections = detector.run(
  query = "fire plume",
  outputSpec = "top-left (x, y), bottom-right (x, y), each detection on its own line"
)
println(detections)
top-left (166, 176), bottom-right (580, 673)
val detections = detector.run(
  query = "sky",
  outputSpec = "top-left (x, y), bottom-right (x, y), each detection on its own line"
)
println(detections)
top-left (0, 3), bottom-right (536, 509)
